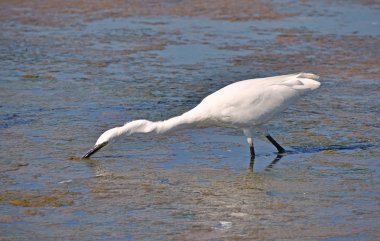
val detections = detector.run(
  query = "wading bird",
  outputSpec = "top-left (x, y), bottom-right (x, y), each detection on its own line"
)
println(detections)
top-left (82, 73), bottom-right (320, 160)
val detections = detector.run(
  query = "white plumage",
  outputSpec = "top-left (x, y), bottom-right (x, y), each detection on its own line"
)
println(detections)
top-left (82, 72), bottom-right (320, 159)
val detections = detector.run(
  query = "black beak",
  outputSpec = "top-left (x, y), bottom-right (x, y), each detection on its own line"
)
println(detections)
top-left (81, 142), bottom-right (108, 159)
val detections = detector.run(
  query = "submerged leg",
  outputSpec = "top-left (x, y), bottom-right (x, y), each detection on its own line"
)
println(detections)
top-left (266, 134), bottom-right (285, 154)
top-left (249, 156), bottom-right (255, 171)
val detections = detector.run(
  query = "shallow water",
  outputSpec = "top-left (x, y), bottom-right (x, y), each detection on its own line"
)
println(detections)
top-left (1, 0), bottom-right (379, 240)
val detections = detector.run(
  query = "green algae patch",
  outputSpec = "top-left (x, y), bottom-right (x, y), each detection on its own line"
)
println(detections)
top-left (1, 190), bottom-right (79, 207)
top-left (21, 74), bottom-right (40, 78)
top-left (20, 74), bottom-right (55, 80)
top-left (67, 155), bottom-right (82, 161)
top-left (318, 160), bottom-right (353, 168)
top-left (321, 149), bottom-right (339, 154)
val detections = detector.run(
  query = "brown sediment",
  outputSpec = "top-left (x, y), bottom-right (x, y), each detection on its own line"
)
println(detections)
top-left (231, 33), bottom-right (380, 78)
top-left (0, 0), bottom-right (295, 27)
top-left (0, 215), bottom-right (17, 223)
top-left (331, 0), bottom-right (380, 8)
top-left (0, 0), bottom-right (379, 239)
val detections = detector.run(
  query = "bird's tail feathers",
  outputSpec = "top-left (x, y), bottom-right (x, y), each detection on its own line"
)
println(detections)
top-left (300, 73), bottom-right (320, 90)
top-left (290, 72), bottom-right (321, 91)
top-left (297, 72), bottom-right (320, 80)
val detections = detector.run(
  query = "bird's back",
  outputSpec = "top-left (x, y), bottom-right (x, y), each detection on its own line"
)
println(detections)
top-left (188, 73), bottom-right (320, 127)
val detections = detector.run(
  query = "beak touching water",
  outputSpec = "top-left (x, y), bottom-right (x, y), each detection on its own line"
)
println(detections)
top-left (81, 142), bottom-right (108, 159)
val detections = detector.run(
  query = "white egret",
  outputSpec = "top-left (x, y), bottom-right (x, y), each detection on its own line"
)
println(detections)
top-left (82, 72), bottom-right (320, 159)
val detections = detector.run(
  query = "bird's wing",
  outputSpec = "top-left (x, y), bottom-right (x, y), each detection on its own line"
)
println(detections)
top-left (190, 73), bottom-right (320, 126)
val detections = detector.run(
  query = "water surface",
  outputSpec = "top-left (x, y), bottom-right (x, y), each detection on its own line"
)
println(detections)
top-left (0, 0), bottom-right (379, 240)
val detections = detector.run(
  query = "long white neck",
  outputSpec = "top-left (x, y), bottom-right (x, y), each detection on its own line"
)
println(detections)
top-left (96, 111), bottom-right (204, 145)
top-left (121, 114), bottom-right (197, 135)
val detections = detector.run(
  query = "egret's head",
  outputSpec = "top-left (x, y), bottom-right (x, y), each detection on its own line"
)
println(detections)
top-left (81, 127), bottom-right (121, 159)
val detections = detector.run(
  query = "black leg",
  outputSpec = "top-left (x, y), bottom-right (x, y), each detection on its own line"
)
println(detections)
top-left (266, 134), bottom-right (286, 154)
top-left (249, 145), bottom-right (255, 170)
top-left (250, 145), bottom-right (255, 159)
